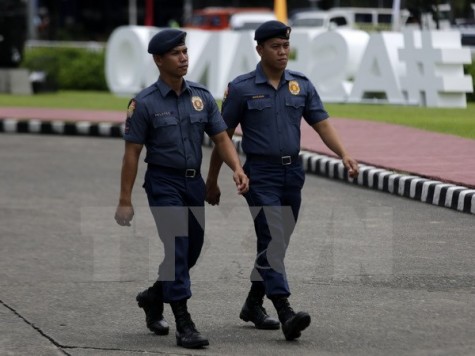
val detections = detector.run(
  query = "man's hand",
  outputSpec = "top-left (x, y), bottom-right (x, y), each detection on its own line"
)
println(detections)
top-left (343, 156), bottom-right (359, 178)
top-left (206, 180), bottom-right (221, 205)
top-left (233, 170), bottom-right (249, 195)
top-left (114, 204), bottom-right (134, 226)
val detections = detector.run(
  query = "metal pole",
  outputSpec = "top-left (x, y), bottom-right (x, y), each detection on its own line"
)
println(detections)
top-left (391, 0), bottom-right (401, 31)
top-left (129, 0), bottom-right (137, 25)
top-left (308, 0), bottom-right (318, 9)
top-left (274, 0), bottom-right (288, 24)
top-left (27, 0), bottom-right (38, 40)
top-left (184, 0), bottom-right (193, 25)
top-left (144, 0), bottom-right (154, 26)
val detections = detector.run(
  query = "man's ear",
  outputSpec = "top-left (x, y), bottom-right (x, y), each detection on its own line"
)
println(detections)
top-left (256, 44), bottom-right (263, 57)
top-left (153, 54), bottom-right (162, 67)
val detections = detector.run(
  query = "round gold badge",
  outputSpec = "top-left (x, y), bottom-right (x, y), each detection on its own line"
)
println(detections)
top-left (289, 80), bottom-right (300, 95)
top-left (192, 96), bottom-right (204, 111)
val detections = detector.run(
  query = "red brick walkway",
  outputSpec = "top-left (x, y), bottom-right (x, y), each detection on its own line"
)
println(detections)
top-left (300, 118), bottom-right (475, 189)
top-left (1, 107), bottom-right (474, 188)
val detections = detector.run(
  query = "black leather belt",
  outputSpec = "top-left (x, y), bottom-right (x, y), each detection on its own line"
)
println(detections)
top-left (246, 154), bottom-right (300, 165)
top-left (148, 165), bottom-right (199, 178)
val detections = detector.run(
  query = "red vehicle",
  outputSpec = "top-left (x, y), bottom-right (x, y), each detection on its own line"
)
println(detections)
top-left (185, 7), bottom-right (273, 30)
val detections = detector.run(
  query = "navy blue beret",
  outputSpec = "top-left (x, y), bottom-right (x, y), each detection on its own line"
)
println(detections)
top-left (148, 29), bottom-right (187, 55)
top-left (254, 20), bottom-right (291, 42)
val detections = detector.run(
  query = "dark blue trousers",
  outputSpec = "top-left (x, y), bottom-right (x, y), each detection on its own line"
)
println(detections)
top-left (243, 159), bottom-right (305, 298)
top-left (143, 165), bottom-right (205, 303)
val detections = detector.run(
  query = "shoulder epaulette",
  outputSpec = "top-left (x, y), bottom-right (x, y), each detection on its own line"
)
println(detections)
top-left (187, 80), bottom-right (209, 92)
top-left (232, 71), bottom-right (256, 85)
top-left (135, 84), bottom-right (159, 100)
top-left (287, 69), bottom-right (308, 79)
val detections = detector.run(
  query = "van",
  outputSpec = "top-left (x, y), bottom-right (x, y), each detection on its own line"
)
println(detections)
top-left (290, 7), bottom-right (410, 32)
top-left (289, 9), bottom-right (353, 30)
top-left (230, 12), bottom-right (277, 31)
top-left (184, 7), bottom-right (273, 31)
top-left (419, 3), bottom-right (451, 30)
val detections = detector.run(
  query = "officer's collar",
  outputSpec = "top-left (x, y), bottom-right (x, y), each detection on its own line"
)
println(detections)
top-left (255, 63), bottom-right (294, 84)
top-left (156, 78), bottom-right (191, 96)
top-left (255, 63), bottom-right (268, 84)
top-left (283, 70), bottom-right (295, 82)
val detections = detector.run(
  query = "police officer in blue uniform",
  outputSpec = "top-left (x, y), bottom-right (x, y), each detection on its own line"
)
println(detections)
top-left (206, 21), bottom-right (359, 341)
top-left (114, 29), bottom-right (249, 349)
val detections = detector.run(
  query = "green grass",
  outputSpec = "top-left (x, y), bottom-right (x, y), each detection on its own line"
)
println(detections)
top-left (325, 103), bottom-right (475, 140)
top-left (0, 90), bottom-right (474, 139)
top-left (0, 91), bottom-right (128, 111)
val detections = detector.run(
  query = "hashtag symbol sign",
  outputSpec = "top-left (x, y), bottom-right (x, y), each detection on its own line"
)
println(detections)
top-left (398, 29), bottom-right (472, 107)
top-left (398, 30), bottom-right (444, 106)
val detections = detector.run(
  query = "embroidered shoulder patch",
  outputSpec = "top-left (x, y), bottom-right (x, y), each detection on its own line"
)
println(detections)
top-left (223, 85), bottom-right (229, 102)
top-left (127, 99), bottom-right (136, 118)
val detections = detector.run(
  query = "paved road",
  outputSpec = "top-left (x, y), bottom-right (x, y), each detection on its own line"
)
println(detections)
top-left (1, 135), bottom-right (474, 355)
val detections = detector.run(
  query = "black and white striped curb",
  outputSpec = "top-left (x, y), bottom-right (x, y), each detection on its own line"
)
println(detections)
top-left (2, 118), bottom-right (474, 215)
top-left (203, 135), bottom-right (475, 215)
top-left (298, 151), bottom-right (475, 215)
top-left (0, 118), bottom-right (123, 137)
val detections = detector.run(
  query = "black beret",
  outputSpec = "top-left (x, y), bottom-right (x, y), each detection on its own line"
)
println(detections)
top-left (148, 29), bottom-right (186, 55)
top-left (254, 20), bottom-right (291, 43)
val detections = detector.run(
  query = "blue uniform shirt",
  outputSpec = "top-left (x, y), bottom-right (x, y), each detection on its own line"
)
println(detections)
top-left (222, 63), bottom-right (329, 157)
top-left (124, 79), bottom-right (227, 169)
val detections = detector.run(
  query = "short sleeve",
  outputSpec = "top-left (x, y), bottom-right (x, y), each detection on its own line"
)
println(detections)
top-left (203, 91), bottom-right (227, 137)
top-left (221, 83), bottom-right (242, 129)
top-left (123, 98), bottom-right (149, 144)
top-left (303, 82), bottom-right (329, 125)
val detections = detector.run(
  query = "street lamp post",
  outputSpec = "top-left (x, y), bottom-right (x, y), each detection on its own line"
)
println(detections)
top-left (184, 0), bottom-right (192, 25)
top-left (129, 0), bottom-right (137, 25)
top-left (26, 0), bottom-right (37, 40)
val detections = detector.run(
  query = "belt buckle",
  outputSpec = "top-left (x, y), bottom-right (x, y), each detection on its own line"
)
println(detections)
top-left (281, 156), bottom-right (292, 165)
top-left (185, 169), bottom-right (196, 178)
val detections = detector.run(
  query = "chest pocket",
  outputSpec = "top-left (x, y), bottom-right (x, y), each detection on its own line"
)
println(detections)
top-left (285, 96), bottom-right (306, 123)
top-left (285, 96), bottom-right (306, 109)
top-left (152, 116), bottom-right (178, 146)
top-left (247, 99), bottom-right (272, 111)
top-left (189, 113), bottom-right (208, 142)
top-left (189, 113), bottom-right (209, 125)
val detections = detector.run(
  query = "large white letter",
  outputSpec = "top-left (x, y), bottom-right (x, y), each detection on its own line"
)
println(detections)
top-left (349, 32), bottom-right (405, 104)
top-left (398, 30), bottom-right (473, 107)
top-left (305, 29), bottom-right (369, 102)
top-left (184, 30), bottom-right (218, 94)
top-left (105, 26), bottom-right (158, 96)
top-left (187, 30), bottom-right (259, 98)
top-left (225, 31), bottom-right (260, 91)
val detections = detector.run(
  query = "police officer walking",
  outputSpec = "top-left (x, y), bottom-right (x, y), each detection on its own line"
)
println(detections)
top-left (114, 29), bottom-right (249, 349)
top-left (206, 21), bottom-right (359, 341)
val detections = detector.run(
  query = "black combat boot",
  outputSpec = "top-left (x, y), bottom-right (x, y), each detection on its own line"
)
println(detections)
top-left (271, 296), bottom-right (311, 341)
top-left (170, 300), bottom-right (209, 349)
top-left (136, 281), bottom-right (169, 335)
top-left (240, 286), bottom-right (280, 330)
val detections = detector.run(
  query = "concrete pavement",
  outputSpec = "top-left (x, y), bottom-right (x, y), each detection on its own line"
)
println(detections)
top-left (1, 134), bottom-right (474, 355)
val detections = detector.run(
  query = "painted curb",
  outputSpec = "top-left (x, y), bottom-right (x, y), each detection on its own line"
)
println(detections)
top-left (202, 135), bottom-right (475, 216)
top-left (2, 118), bottom-right (474, 215)
top-left (0, 118), bottom-right (123, 138)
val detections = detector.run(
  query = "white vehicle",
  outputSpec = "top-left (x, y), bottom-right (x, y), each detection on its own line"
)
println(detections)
top-left (290, 7), bottom-right (410, 31)
top-left (289, 9), bottom-right (353, 30)
top-left (230, 12), bottom-right (277, 31)
top-left (420, 3), bottom-right (451, 30)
